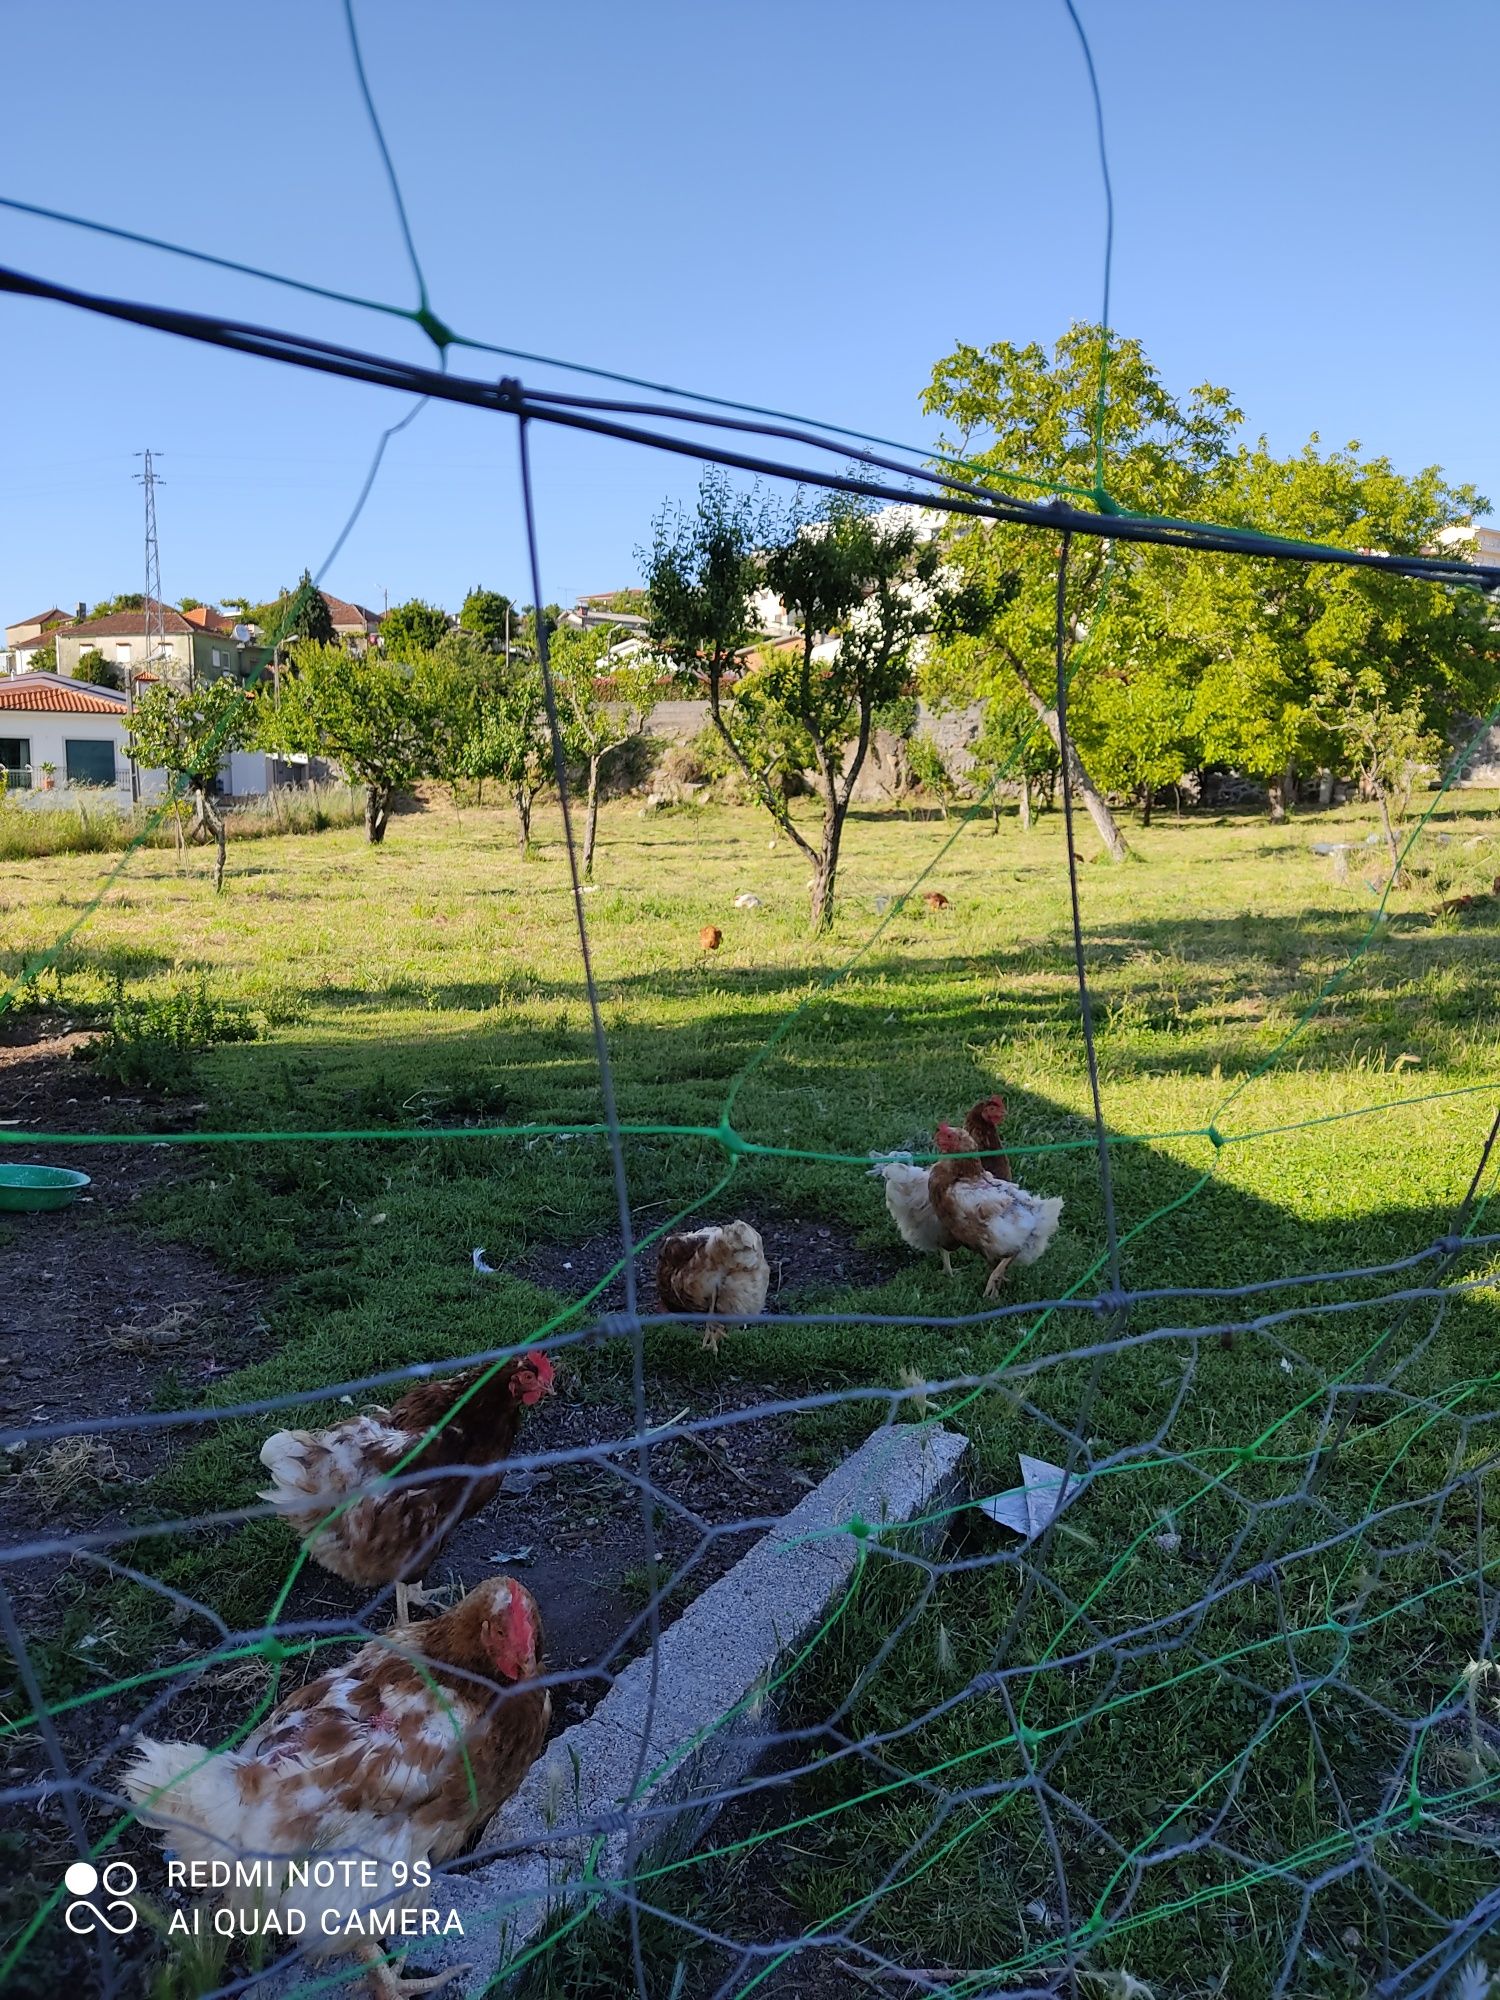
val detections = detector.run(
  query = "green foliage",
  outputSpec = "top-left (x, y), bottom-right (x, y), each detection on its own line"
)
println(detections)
top-left (128, 679), bottom-right (254, 789)
top-left (924, 328), bottom-right (1498, 825)
top-left (551, 626), bottom-right (656, 763)
top-left (87, 592), bottom-right (146, 619)
top-left (27, 641), bottom-right (56, 675)
top-left (72, 648), bottom-right (123, 690)
top-left (644, 468), bottom-right (765, 692)
top-left (382, 597), bottom-right (449, 660)
top-left (87, 981), bottom-right (261, 1090)
top-left (647, 472), bottom-right (950, 925)
top-left (458, 586), bottom-right (515, 650)
top-left (260, 640), bottom-right (439, 841)
top-left (270, 570), bottom-right (336, 649)
top-left (1182, 438), bottom-right (1496, 789)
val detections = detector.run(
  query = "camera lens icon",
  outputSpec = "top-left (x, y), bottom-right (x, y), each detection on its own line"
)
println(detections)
top-left (64, 1860), bottom-right (139, 1935)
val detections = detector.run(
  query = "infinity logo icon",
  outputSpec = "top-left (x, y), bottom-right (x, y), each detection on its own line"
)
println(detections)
top-left (63, 1860), bottom-right (139, 1936)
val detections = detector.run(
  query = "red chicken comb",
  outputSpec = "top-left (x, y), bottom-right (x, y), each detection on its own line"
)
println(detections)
top-left (975, 1095), bottom-right (1007, 1123)
top-left (500, 1584), bottom-right (537, 1672)
top-left (934, 1123), bottom-right (969, 1152)
top-left (511, 1350), bottom-right (555, 1403)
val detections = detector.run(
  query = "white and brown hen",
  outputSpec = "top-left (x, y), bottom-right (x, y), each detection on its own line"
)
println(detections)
top-left (928, 1116), bottom-right (1062, 1297)
top-left (656, 1220), bottom-right (769, 1352)
top-left (123, 1575), bottom-right (549, 1999)
top-left (259, 1352), bottom-right (554, 1624)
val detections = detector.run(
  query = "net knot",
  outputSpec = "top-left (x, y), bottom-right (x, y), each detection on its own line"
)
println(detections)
top-left (1206, 1125), bottom-right (1225, 1149)
top-left (716, 1120), bottom-right (749, 1156)
top-left (847, 1515), bottom-right (871, 1541)
top-left (599, 1310), bottom-right (641, 1341)
top-left (411, 305), bottom-right (456, 350)
top-left (257, 1634), bottom-right (289, 1666)
top-left (1094, 1288), bottom-right (1130, 1319)
top-left (1434, 1233), bottom-right (1466, 1257)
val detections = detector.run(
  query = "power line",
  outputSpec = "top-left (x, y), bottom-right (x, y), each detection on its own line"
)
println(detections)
top-left (3, 261), bottom-right (1497, 591)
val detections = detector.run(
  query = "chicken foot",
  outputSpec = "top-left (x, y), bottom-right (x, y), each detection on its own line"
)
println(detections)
top-left (393, 1578), bottom-right (454, 1625)
top-left (982, 1256), bottom-right (1015, 1299)
top-left (354, 1941), bottom-right (472, 2000)
top-left (700, 1322), bottom-right (725, 1354)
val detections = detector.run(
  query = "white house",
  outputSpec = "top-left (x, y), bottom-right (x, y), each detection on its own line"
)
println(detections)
top-left (2, 605), bottom-right (79, 677)
top-left (0, 672), bottom-right (325, 806)
top-left (0, 673), bottom-right (160, 804)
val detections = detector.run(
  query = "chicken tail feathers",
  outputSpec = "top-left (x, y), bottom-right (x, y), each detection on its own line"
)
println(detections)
top-left (257, 1428), bottom-right (319, 1510)
top-left (1017, 1196), bottom-right (1065, 1266)
top-left (121, 1737), bottom-right (240, 1838)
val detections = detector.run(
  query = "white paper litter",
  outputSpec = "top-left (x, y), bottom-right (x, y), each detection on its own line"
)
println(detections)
top-left (487, 1546), bottom-right (535, 1565)
top-left (472, 1248), bottom-right (499, 1275)
top-left (733, 893), bottom-right (762, 908)
top-left (977, 1455), bottom-right (1075, 1539)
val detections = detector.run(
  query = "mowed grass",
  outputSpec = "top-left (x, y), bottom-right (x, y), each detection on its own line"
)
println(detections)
top-left (5, 786), bottom-right (1500, 1996)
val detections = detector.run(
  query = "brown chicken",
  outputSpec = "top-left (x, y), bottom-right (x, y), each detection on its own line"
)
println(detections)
top-left (657, 1220), bottom-right (770, 1352)
top-left (124, 1576), bottom-right (549, 2000)
top-left (923, 891), bottom-right (950, 910)
top-left (259, 1353), bottom-right (555, 1623)
top-left (700, 925), bottom-right (723, 950)
top-left (963, 1094), bottom-right (1012, 1179)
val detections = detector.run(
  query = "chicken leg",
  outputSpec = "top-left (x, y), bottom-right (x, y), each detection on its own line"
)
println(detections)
top-left (355, 1942), bottom-right (472, 2000)
top-left (940, 1249), bottom-right (955, 1277)
top-left (700, 1322), bottom-right (725, 1354)
top-left (982, 1256), bottom-right (1015, 1299)
top-left (393, 1579), bottom-right (445, 1625)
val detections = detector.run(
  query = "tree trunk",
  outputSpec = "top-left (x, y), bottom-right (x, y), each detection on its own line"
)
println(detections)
top-left (194, 784), bottom-right (227, 893)
top-left (364, 783), bottom-right (391, 844)
top-left (1317, 768), bottom-right (1335, 808)
top-left (1008, 657), bottom-right (1130, 860)
top-left (1268, 773), bottom-right (1287, 824)
top-left (1282, 761), bottom-right (1297, 815)
top-left (809, 800), bottom-right (846, 934)
top-left (1374, 778), bottom-right (1407, 888)
top-left (583, 756), bottom-right (601, 879)
top-left (1138, 786), bottom-right (1153, 827)
top-left (1018, 781), bottom-right (1032, 832)
top-left (514, 784), bottom-right (533, 857)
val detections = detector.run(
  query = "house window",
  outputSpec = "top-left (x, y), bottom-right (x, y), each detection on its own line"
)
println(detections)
top-left (115, 642), bottom-right (133, 665)
top-left (0, 737), bottom-right (31, 788)
top-left (64, 739), bottom-right (116, 787)
top-left (211, 648), bottom-right (223, 673)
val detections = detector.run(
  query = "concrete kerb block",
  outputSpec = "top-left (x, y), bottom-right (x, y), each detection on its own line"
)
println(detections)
top-left (424, 1422), bottom-right (968, 1991)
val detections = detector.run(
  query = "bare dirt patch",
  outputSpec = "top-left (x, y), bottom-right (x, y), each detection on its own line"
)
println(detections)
top-left (0, 1020), bottom-right (269, 1549)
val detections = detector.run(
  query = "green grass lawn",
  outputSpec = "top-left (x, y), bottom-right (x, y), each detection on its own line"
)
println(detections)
top-left (4, 785), bottom-right (1500, 1997)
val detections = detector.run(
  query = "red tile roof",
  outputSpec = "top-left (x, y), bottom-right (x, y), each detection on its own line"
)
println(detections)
top-left (181, 605), bottom-right (236, 633)
top-left (7, 608), bottom-right (70, 637)
top-left (0, 682), bottom-right (128, 714)
top-left (320, 592), bottom-right (382, 630)
top-left (60, 600), bottom-right (199, 639)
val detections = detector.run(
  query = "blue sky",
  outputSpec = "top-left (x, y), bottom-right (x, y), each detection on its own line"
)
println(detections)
top-left (2, 0), bottom-right (1495, 623)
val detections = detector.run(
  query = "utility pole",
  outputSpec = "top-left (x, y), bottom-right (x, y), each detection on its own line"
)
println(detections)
top-left (132, 449), bottom-right (167, 805)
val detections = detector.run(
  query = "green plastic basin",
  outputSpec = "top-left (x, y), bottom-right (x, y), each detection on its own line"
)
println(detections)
top-left (0, 1163), bottom-right (92, 1211)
